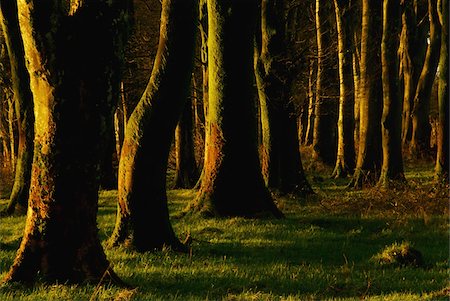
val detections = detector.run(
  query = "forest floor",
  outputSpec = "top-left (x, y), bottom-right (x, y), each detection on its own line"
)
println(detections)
top-left (0, 157), bottom-right (448, 300)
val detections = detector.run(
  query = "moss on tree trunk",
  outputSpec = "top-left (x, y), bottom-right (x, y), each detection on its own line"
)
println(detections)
top-left (190, 0), bottom-right (283, 218)
top-left (107, 0), bottom-right (197, 252)
top-left (3, 0), bottom-right (130, 284)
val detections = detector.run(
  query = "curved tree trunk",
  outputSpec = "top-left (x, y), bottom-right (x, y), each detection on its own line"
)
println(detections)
top-left (434, 0), bottom-right (448, 183)
top-left (332, 0), bottom-right (355, 178)
top-left (189, 0), bottom-right (283, 218)
top-left (348, 0), bottom-right (382, 188)
top-left (108, 0), bottom-right (197, 252)
top-left (0, 0), bottom-right (34, 215)
top-left (378, 0), bottom-right (406, 187)
top-left (3, 0), bottom-right (130, 284)
top-left (410, 0), bottom-right (441, 158)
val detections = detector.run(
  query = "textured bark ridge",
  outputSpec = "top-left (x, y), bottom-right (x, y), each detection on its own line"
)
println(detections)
top-left (108, 0), bottom-right (197, 252)
top-left (190, 0), bottom-right (283, 218)
top-left (3, 1), bottom-right (131, 284)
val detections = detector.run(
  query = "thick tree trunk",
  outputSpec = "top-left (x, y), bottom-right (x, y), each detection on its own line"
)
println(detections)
top-left (190, 0), bottom-right (283, 217)
top-left (3, 1), bottom-right (130, 284)
top-left (332, 0), bottom-right (355, 178)
top-left (255, 0), bottom-right (313, 196)
top-left (0, 0), bottom-right (34, 215)
top-left (173, 97), bottom-right (199, 189)
top-left (312, 0), bottom-right (337, 165)
top-left (108, 0), bottom-right (196, 252)
top-left (434, 0), bottom-right (448, 182)
top-left (348, 0), bottom-right (382, 188)
top-left (378, 0), bottom-right (406, 187)
top-left (410, 0), bottom-right (441, 158)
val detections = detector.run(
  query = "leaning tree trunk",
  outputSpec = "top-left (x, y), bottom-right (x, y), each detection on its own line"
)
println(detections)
top-left (189, 0), bottom-right (283, 217)
top-left (331, 0), bottom-right (355, 178)
top-left (378, 0), bottom-right (406, 187)
top-left (108, 0), bottom-right (197, 252)
top-left (0, 0), bottom-right (34, 215)
top-left (3, 0), bottom-right (130, 284)
top-left (410, 0), bottom-right (441, 158)
top-left (434, 0), bottom-right (448, 183)
top-left (348, 0), bottom-right (382, 188)
top-left (255, 0), bottom-right (313, 196)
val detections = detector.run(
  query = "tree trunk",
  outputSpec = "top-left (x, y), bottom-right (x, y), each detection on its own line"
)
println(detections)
top-left (378, 0), bottom-right (406, 187)
top-left (348, 0), bottom-right (382, 188)
top-left (190, 0), bottom-right (283, 217)
top-left (108, 0), bottom-right (197, 252)
top-left (304, 59), bottom-right (316, 146)
top-left (255, 0), bottom-right (313, 196)
top-left (6, 97), bottom-right (15, 172)
top-left (173, 97), bottom-right (199, 189)
top-left (0, 0), bottom-right (34, 215)
top-left (312, 0), bottom-right (337, 165)
top-left (410, 0), bottom-right (441, 158)
top-left (434, 0), bottom-right (448, 182)
top-left (332, 0), bottom-right (355, 178)
top-left (3, 0), bottom-right (130, 284)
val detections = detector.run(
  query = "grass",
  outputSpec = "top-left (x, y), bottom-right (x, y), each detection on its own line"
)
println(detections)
top-left (0, 161), bottom-right (448, 300)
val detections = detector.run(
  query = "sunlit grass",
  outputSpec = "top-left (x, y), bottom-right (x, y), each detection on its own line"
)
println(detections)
top-left (0, 168), bottom-right (448, 300)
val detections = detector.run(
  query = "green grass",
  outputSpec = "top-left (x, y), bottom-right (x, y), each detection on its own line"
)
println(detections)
top-left (0, 164), bottom-right (448, 300)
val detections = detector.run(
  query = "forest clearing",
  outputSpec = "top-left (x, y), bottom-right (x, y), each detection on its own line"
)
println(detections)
top-left (0, 156), bottom-right (448, 300)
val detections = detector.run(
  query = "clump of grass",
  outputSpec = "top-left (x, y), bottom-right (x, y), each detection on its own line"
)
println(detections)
top-left (371, 241), bottom-right (424, 268)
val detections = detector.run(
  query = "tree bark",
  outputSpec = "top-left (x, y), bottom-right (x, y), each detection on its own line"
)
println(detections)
top-left (348, 0), bottom-right (382, 188)
top-left (331, 0), bottom-right (355, 178)
top-left (0, 0), bottom-right (33, 215)
top-left (255, 0), bottom-right (313, 196)
top-left (190, 0), bottom-right (283, 217)
top-left (173, 96), bottom-right (199, 189)
top-left (378, 0), bottom-right (406, 187)
top-left (108, 0), bottom-right (197, 252)
top-left (434, 0), bottom-right (448, 182)
top-left (312, 0), bottom-right (337, 165)
top-left (3, 0), bottom-right (131, 284)
top-left (304, 59), bottom-right (316, 146)
top-left (410, 0), bottom-right (441, 158)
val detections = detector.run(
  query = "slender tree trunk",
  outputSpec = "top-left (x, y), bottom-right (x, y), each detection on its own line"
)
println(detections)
top-left (304, 59), bottom-right (316, 146)
top-left (352, 48), bottom-right (360, 153)
top-left (108, 0), bottom-right (197, 252)
top-left (348, 0), bottom-right (382, 188)
top-left (410, 0), bottom-right (441, 158)
top-left (189, 0), bottom-right (283, 217)
top-left (6, 97), bottom-right (15, 172)
top-left (3, 0), bottom-right (130, 284)
top-left (0, 0), bottom-right (34, 215)
top-left (173, 96), bottom-right (199, 189)
top-left (434, 0), bottom-right (448, 182)
top-left (332, 0), bottom-right (355, 178)
top-left (313, 0), bottom-right (337, 165)
top-left (378, 0), bottom-right (405, 187)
